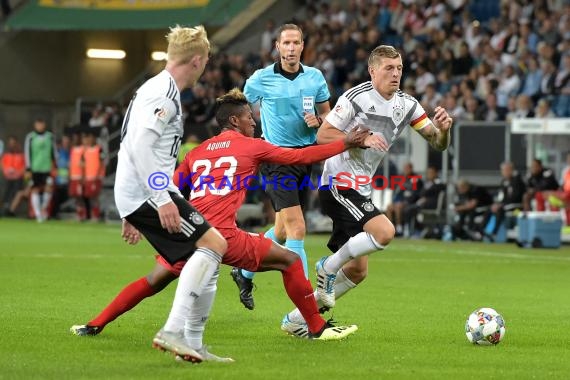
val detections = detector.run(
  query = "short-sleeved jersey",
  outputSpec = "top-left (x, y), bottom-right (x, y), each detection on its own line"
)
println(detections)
top-left (244, 63), bottom-right (330, 147)
top-left (321, 82), bottom-right (429, 197)
top-left (115, 70), bottom-right (183, 217)
top-left (174, 130), bottom-right (345, 229)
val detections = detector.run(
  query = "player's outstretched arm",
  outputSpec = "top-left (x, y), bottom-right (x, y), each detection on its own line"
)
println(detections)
top-left (261, 127), bottom-right (370, 165)
top-left (416, 106), bottom-right (453, 151)
top-left (318, 120), bottom-right (388, 150)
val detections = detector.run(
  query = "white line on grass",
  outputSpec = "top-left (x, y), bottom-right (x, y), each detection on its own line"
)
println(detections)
top-left (392, 244), bottom-right (570, 262)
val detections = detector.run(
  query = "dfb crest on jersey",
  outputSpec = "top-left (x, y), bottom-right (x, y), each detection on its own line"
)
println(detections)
top-left (361, 202), bottom-right (375, 212)
top-left (189, 212), bottom-right (204, 225)
top-left (393, 105), bottom-right (404, 125)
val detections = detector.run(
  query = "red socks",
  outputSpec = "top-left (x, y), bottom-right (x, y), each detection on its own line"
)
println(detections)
top-left (281, 259), bottom-right (325, 334)
top-left (88, 277), bottom-right (156, 329)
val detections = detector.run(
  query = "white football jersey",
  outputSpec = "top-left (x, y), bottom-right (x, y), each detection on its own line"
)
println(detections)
top-left (321, 81), bottom-right (430, 197)
top-left (115, 70), bottom-right (183, 217)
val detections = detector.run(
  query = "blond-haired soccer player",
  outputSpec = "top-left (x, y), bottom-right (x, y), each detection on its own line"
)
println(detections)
top-left (282, 45), bottom-right (453, 336)
top-left (73, 25), bottom-right (232, 363)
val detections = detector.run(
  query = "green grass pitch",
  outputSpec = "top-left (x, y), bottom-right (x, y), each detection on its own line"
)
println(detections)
top-left (1, 219), bottom-right (569, 379)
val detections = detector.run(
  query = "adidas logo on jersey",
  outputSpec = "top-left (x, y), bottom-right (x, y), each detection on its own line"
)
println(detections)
top-left (367, 105), bottom-right (376, 113)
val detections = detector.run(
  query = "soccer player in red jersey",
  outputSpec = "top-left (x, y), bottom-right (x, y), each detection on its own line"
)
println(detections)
top-left (71, 88), bottom-right (373, 345)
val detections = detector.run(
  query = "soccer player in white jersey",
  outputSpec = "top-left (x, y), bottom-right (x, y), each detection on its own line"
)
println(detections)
top-left (113, 25), bottom-right (231, 363)
top-left (282, 45), bottom-right (453, 336)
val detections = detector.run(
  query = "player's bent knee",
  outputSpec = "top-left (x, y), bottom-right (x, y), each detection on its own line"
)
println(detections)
top-left (197, 228), bottom-right (228, 254)
top-left (365, 216), bottom-right (395, 246)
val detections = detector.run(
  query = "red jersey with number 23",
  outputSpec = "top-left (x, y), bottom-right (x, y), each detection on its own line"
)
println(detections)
top-left (174, 130), bottom-right (345, 229)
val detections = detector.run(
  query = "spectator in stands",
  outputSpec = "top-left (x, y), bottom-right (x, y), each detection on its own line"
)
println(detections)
top-left (522, 158), bottom-right (559, 211)
top-left (461, 97), bottom-right (482, 121)
top-left (497, 64), bottom-right (521, 108)
top-left (421, 83), bottom-right (443, 115)
top-left (512, 94), bottom-right (535, 118)
top-left (534, 98), bottom-right (556, 118)
top-left (385, 162), bottom-right (423, 237)
top-left (451, 179), bottom-right (493, 241)
top-left (482, 92), bottom-right (507, 121)
top-left (539, 59), bottom-right (557, 100)
top-left (415, 64), bottom-right (436, 97)
top-left (553, 53), bottom-right (570, 117)
top-left (452, 42), bottom-right (473, 77)
top-left (24, 118), bottom-right (57, 222)
top-left (88, 105), bottom-right (108, 128)
top-left (445, 93), bottom-right (466, 120)
top-left (521, 56), bottom-right (543, 102)
top-left (1, 136), bottom-right (25, 216)
top-left (260, 19), bottom-right (276, 57)
top-left (483, 161), bottom-right (526, 240)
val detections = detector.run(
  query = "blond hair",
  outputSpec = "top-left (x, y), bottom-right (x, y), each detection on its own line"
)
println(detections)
top-left (368, 45), bottom-right (401, 67)
top-left (166, 25), bottom-right (210, 63)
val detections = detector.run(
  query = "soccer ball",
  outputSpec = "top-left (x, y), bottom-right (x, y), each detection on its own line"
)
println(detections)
top-left (465, 307), bottom-right (506, 345)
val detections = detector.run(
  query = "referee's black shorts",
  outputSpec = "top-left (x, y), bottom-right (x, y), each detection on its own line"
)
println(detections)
top-left (319, 186), bottom-right (382, 252)
top-left (260, 161), bottom-right (312, 212)
top-left (125, 192), bottom-right (212, 265)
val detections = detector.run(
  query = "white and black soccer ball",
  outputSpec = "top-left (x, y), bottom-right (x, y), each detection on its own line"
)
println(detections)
top-left (465, 307), bottom-right (506, 345)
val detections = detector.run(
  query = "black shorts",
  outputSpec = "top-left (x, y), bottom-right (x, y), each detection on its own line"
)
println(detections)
top-left (260, 161), bottom-right (312, 212)
top-left (31, 172), bottom-right (52, 188)
top-left (125, 192), bottom-right (212, 265)
top-left (319, 186), bottom-right (382, 252)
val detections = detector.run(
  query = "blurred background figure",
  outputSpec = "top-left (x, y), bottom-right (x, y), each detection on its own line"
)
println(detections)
top-left (451, 179), bottom-right (493, 241)
top-left (523, 158), bottom-right (559, 211)
top-left (482, 161), bottom-right (526, 241)
top-left (24, 118), bottom-right (57, 222)
top-left (1, 136), bottom-right (25, 216)
top-left (52, 135), bottom-right (71, 219)
top-left (385, 162), bottom-right (424, 237)
top-left (68, 129), bottom-right (86, 221)
top-left (82, 129), bottom-right (105, 222)
top-left (177, 134), bottom-right (200, 165)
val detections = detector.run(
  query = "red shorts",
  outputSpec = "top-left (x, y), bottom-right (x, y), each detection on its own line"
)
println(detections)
top-left (83, 179), bottom-right (102, 198)
top-left (156, 255), bottom-right (186, 276)
top-left (69, 180), bottom-right (82, 197)
top-left (155, 228), bottom-right (272, 276)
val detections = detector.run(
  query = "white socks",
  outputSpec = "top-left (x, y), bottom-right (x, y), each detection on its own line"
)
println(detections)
top-left (41, 191), bottom-right (52, 212)
top-left (287, 269), bottom-right (357, 324)
top-left (185, 269), bottom-right (218, 350)
top-left (31, 192), bottom-right (41, 220)
top-left (323, 232), bottom-right (384, 274)
top-left (163, 247), bottom-right (222, 334)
